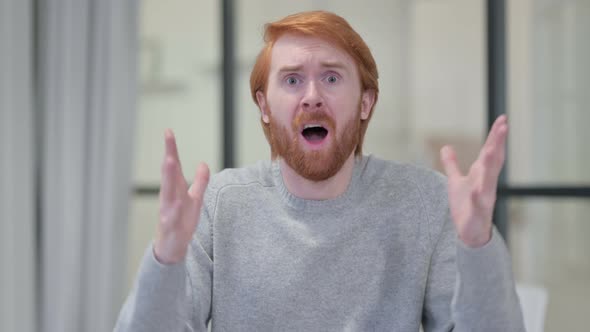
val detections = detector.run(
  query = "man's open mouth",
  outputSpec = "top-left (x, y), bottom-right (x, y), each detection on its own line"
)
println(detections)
top-left (301, 124), bottom-right (329, 143)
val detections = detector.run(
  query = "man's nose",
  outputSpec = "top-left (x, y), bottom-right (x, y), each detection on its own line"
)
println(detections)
top-left (301, 81), bottom-right (323, 110)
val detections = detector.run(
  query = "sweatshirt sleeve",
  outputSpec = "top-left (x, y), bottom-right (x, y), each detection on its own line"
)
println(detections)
top-left (419, 173), bottom-right (525, 332)
top-left (113, 196), bottom-right (215, 332)
top-left (451, 225), bottom-right (525, 331)
top-left (423, 215), bottom-right (525, 331)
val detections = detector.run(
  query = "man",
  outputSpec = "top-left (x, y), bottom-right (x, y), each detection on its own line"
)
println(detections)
top-left (115, 11), bottom-right (524, 331)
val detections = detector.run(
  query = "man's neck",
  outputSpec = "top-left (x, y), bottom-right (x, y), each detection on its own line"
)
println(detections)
top-left (279, 153), bottom-right (356, 200)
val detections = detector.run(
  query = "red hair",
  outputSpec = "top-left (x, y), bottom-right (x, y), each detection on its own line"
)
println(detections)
top-left (250, 11), bottom-right (379, 156)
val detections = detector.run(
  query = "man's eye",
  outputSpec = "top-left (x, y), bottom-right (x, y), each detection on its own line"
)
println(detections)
top-left (286, 77), bottom-right (298, 85)
top-left (327, 75), bottom-right (338, 83)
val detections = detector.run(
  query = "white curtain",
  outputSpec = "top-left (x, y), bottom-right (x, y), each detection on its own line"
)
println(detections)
top-left (1, 0), bottom-right (140, 331)
top-left (38, 1), bottom-right (139, 331)
top-left (0, 1), bottom-right (37, 331)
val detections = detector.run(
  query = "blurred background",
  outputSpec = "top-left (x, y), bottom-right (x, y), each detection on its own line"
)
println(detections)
top-left (1, 0), bottom-right (588, 331)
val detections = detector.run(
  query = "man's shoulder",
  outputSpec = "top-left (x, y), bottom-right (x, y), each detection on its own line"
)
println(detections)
top-left (207, 160), bottom-right (275, 192)
top-left (362, 154), bottom-right (446, 188)
top-left (363, 155), bottom-right (449, 230)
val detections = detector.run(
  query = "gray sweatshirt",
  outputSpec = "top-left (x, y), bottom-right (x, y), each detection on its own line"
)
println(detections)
top-left (115, 155), bottom-right (525, 331)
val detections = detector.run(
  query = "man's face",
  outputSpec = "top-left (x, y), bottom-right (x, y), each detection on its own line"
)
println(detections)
top-left (256, 34), bottom-right (373, 181)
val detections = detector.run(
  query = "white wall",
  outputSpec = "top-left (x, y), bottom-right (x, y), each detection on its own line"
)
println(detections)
top-left (409, 0), bottom-right (486, 169)
top-left (507, 0), bottom-right (590, 330)
top-left (134, 0), bottom-right (222, 185)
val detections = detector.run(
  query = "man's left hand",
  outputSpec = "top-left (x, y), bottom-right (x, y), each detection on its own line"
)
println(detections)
top-left (439, 115), bottom-right (508, 248)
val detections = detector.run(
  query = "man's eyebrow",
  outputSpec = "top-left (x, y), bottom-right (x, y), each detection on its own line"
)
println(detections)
top-left (319, 61), bottom-right (348, 72)
top-left (276, 61), bottom-right (349, 74)
top-left (277, 65), bottom-right (303, 74)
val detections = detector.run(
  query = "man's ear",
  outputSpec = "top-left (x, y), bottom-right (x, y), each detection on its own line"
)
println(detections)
top-left (256, 91), bottom-right (270, 124)
top-left (360, 89), bottom-right (376, 120)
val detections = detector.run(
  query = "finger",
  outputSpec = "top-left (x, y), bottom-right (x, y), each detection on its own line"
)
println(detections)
top-left (160, 156), bottom-right (183, 204)
top-left (188, 163), bottom-right (210, 205)
top-left (440, 145), bottom-right (462, 178)
top-left (479, 121), bottom-right (508, 176)
top-left (164, 129), bottom-right (189, 191)
top-left (164, 129), bottom-right (181, 163)
top-left (476, 127), bottom-right (508, 192)
top-left (480, 115), bottom-right (508, 163)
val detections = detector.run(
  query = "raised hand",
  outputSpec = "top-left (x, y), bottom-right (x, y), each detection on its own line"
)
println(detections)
top-left (154, 129), bottom-right (210, 264)
top-left (439, 115), bottom-right (508, 248)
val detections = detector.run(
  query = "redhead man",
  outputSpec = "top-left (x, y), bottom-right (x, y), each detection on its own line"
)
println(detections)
top-left (115, 11), bottom-right (524, 331)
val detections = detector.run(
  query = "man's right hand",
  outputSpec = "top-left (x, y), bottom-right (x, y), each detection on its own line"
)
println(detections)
top-left (154, 129), bottom-right (210, 265)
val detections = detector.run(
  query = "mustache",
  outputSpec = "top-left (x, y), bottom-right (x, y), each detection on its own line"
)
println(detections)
top-left (292, 111), bottom-right (336, 131)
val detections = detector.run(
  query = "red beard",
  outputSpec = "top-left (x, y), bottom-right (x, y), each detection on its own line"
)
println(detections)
top-left (268, 108), bottom-right (361, 182)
